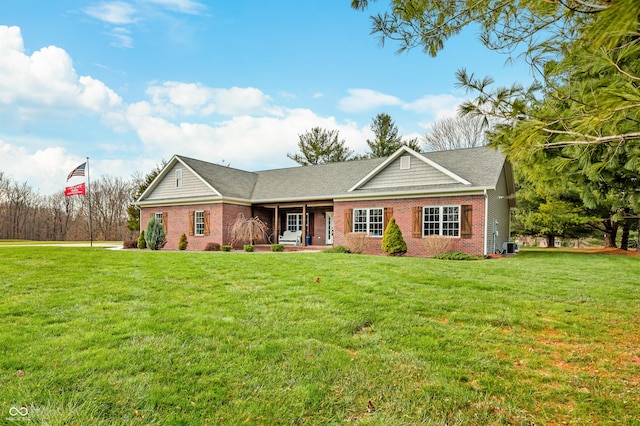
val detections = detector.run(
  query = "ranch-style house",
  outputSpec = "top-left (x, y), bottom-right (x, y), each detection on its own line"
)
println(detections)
top-left (135, 146), bottom-right (516, 256)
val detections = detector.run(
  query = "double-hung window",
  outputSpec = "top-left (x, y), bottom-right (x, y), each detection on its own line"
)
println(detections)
top-left (189, 210), bottom-right (208, 237)
top-left (194, 210), bottom-right (205, 236)
top-left (154, 212), bottom-right (163, 223)
top-left (423, 206), bottom-right (460, 237)
top-left (353, 208), bottom-right (383, 236)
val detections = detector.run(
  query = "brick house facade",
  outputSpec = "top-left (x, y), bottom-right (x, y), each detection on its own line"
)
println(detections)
top-left (137, 146), bottom-right (515, 256)
top-left (333, 194), bottom-right (486, 256)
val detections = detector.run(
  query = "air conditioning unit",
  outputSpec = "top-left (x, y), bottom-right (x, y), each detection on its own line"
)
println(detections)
top-left (502, 242), bottom-right (517, 254)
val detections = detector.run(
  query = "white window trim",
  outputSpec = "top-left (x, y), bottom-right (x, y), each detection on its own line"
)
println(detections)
top-left (423, 205), bottom-right (461, 238)
top-left (154, 212), bottom-right (163, 223)
top-left (194, 210), bottom-right (205, 236)
top-left (353, 207), bottom-right (384, 237)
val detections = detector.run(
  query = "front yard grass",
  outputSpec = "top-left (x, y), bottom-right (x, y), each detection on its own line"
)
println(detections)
top-left (0, 247), bottom-right (638, 424)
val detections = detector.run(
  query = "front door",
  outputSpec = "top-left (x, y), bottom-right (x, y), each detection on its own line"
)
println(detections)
top-left (325, 212), bottom-right (334, 245)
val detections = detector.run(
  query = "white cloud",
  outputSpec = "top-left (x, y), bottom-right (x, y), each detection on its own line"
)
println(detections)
top-left (312, 92), bottom-right (324, 99)
top-left (0, 25), bottom-right (23, 54)
top-left (142, 0), bottom-right (206, 14)
top-left (145, 82), bottom-right (273, 117)
top-left (108, 27), bottom-right (134, 48)
top-left (0, 139), bottom-right (158, 195)
top-left (0, 141), bottom-right (81, 193)
top-left (124, 104), bottom-right (370, 170)
top-left (83, 1), bottom-right (139, 24)
top-left (0, 26), bottom-right (123, 122)
top-left (403, 93), bottom-right (466, 120)
top-left (338, 88), bottom-right (402, 113)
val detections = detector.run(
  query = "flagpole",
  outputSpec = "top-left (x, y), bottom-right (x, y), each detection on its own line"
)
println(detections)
top-left (86, 157), bottom-right (93, 247)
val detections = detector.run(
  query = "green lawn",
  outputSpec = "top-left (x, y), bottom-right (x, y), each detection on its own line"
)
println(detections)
top-left (0, 247), bottom-right (638, 425)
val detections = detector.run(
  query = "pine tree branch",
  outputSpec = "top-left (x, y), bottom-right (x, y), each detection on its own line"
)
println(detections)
top-left (542, 131), bottom-right (640, 147)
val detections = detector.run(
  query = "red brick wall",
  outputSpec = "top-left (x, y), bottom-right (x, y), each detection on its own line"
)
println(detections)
top-left (333, 194), bottom-right (486, 257)
top-left (140, 203), bottom-right (251, 251)
top-left (140, 195), bottom-right (486, 255)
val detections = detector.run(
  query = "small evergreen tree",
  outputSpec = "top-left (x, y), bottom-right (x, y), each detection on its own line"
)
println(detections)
top-left (178, 233), bottom-right (188, 250)
top-left (381, 218), bottom-right (407, 256)
top-left (137, 230), bottom-right (147, 249)
top-left (366, 113), bottom-right (421, 158)
top-left (145, 217), bottom-right (167, 251)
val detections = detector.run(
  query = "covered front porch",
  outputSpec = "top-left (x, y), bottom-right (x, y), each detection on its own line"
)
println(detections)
top-left (252, 200), bottom-right (334, 247)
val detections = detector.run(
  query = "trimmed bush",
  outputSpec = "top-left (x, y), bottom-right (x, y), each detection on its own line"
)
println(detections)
top-left (381, 218), bottom-right (407, 256)
top-left (423, 235), bottom-right (452, 257)
top-left (344, 232), bottom-right (369, 254)
top-left (144, 217), bottom-right (167, 251)
top-left (270, 244), bottom-right (285, 252)
top-left (178, 233), bottom-right (188, 250)
top-left (204, 242), bottom-right (221, 251)
top-left (243, 244), bottom-right (254, 252)
top-left (137, 231), bottom-right (147, 249)
top-left (220, 245), bottom-right (232, 252)
top-left (123, 240), bottom-right (138, 249)
top-left (322, 245), bottom-right (350, 254)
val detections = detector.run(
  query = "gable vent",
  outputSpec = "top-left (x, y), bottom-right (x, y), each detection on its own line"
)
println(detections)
top-left (400, 156), bottom-right (411, 170)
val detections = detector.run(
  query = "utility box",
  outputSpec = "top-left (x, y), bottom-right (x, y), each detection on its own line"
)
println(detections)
top-left (502, 242), bottom-right (517, 254)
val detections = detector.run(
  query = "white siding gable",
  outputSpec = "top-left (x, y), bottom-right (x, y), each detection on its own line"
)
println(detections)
top-left (360, 155), bottom-right (459, 190)
top-left (146, 162), bottom-right (217, 200)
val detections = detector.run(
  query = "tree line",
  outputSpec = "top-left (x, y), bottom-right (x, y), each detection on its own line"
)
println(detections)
top-left (0, 171), bottom-right (139, 241)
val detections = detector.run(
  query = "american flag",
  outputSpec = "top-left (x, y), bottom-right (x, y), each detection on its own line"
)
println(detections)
top-left (66, 162), bottom-right (86, 181)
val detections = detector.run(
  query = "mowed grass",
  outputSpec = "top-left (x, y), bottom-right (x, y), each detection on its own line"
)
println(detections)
top-left (0, 248), bottom-right (638, 425)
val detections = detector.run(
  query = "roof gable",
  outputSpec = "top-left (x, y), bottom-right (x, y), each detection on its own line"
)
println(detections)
top-left (348, 146), bottom-right (471, 192)
top-left (179, 156), bottom-right (258, 199)
top-left (137, 155), bottom-right (257, 203)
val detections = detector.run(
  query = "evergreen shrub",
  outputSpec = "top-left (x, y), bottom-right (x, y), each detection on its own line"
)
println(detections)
top-left (433, 251), bottom-right (482, 260)
top-left (381, 218), bottom-right (407, 256)
top-left (145, 217), bottom-right (167, 250)
top-left (137, 231), bottom-right (147, 249)
top-left (178, 233), bottom-right (188, 250)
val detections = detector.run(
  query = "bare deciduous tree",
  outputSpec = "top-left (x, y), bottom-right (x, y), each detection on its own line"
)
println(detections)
top-left (422, 115), bottom-right (488, 152)
top-left (230, 213), bottom-right (269, 246)
top-left (0, 172), bottom-right (137, 241)
top-left (86, 176), bottom-right (137, 241)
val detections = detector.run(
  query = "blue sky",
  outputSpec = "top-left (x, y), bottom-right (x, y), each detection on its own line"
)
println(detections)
top-left (1, 0), bottom-right (532, 194)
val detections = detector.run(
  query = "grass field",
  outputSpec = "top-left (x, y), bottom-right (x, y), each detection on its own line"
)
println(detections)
top-left (0, 247), bottom-right (638, 425)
